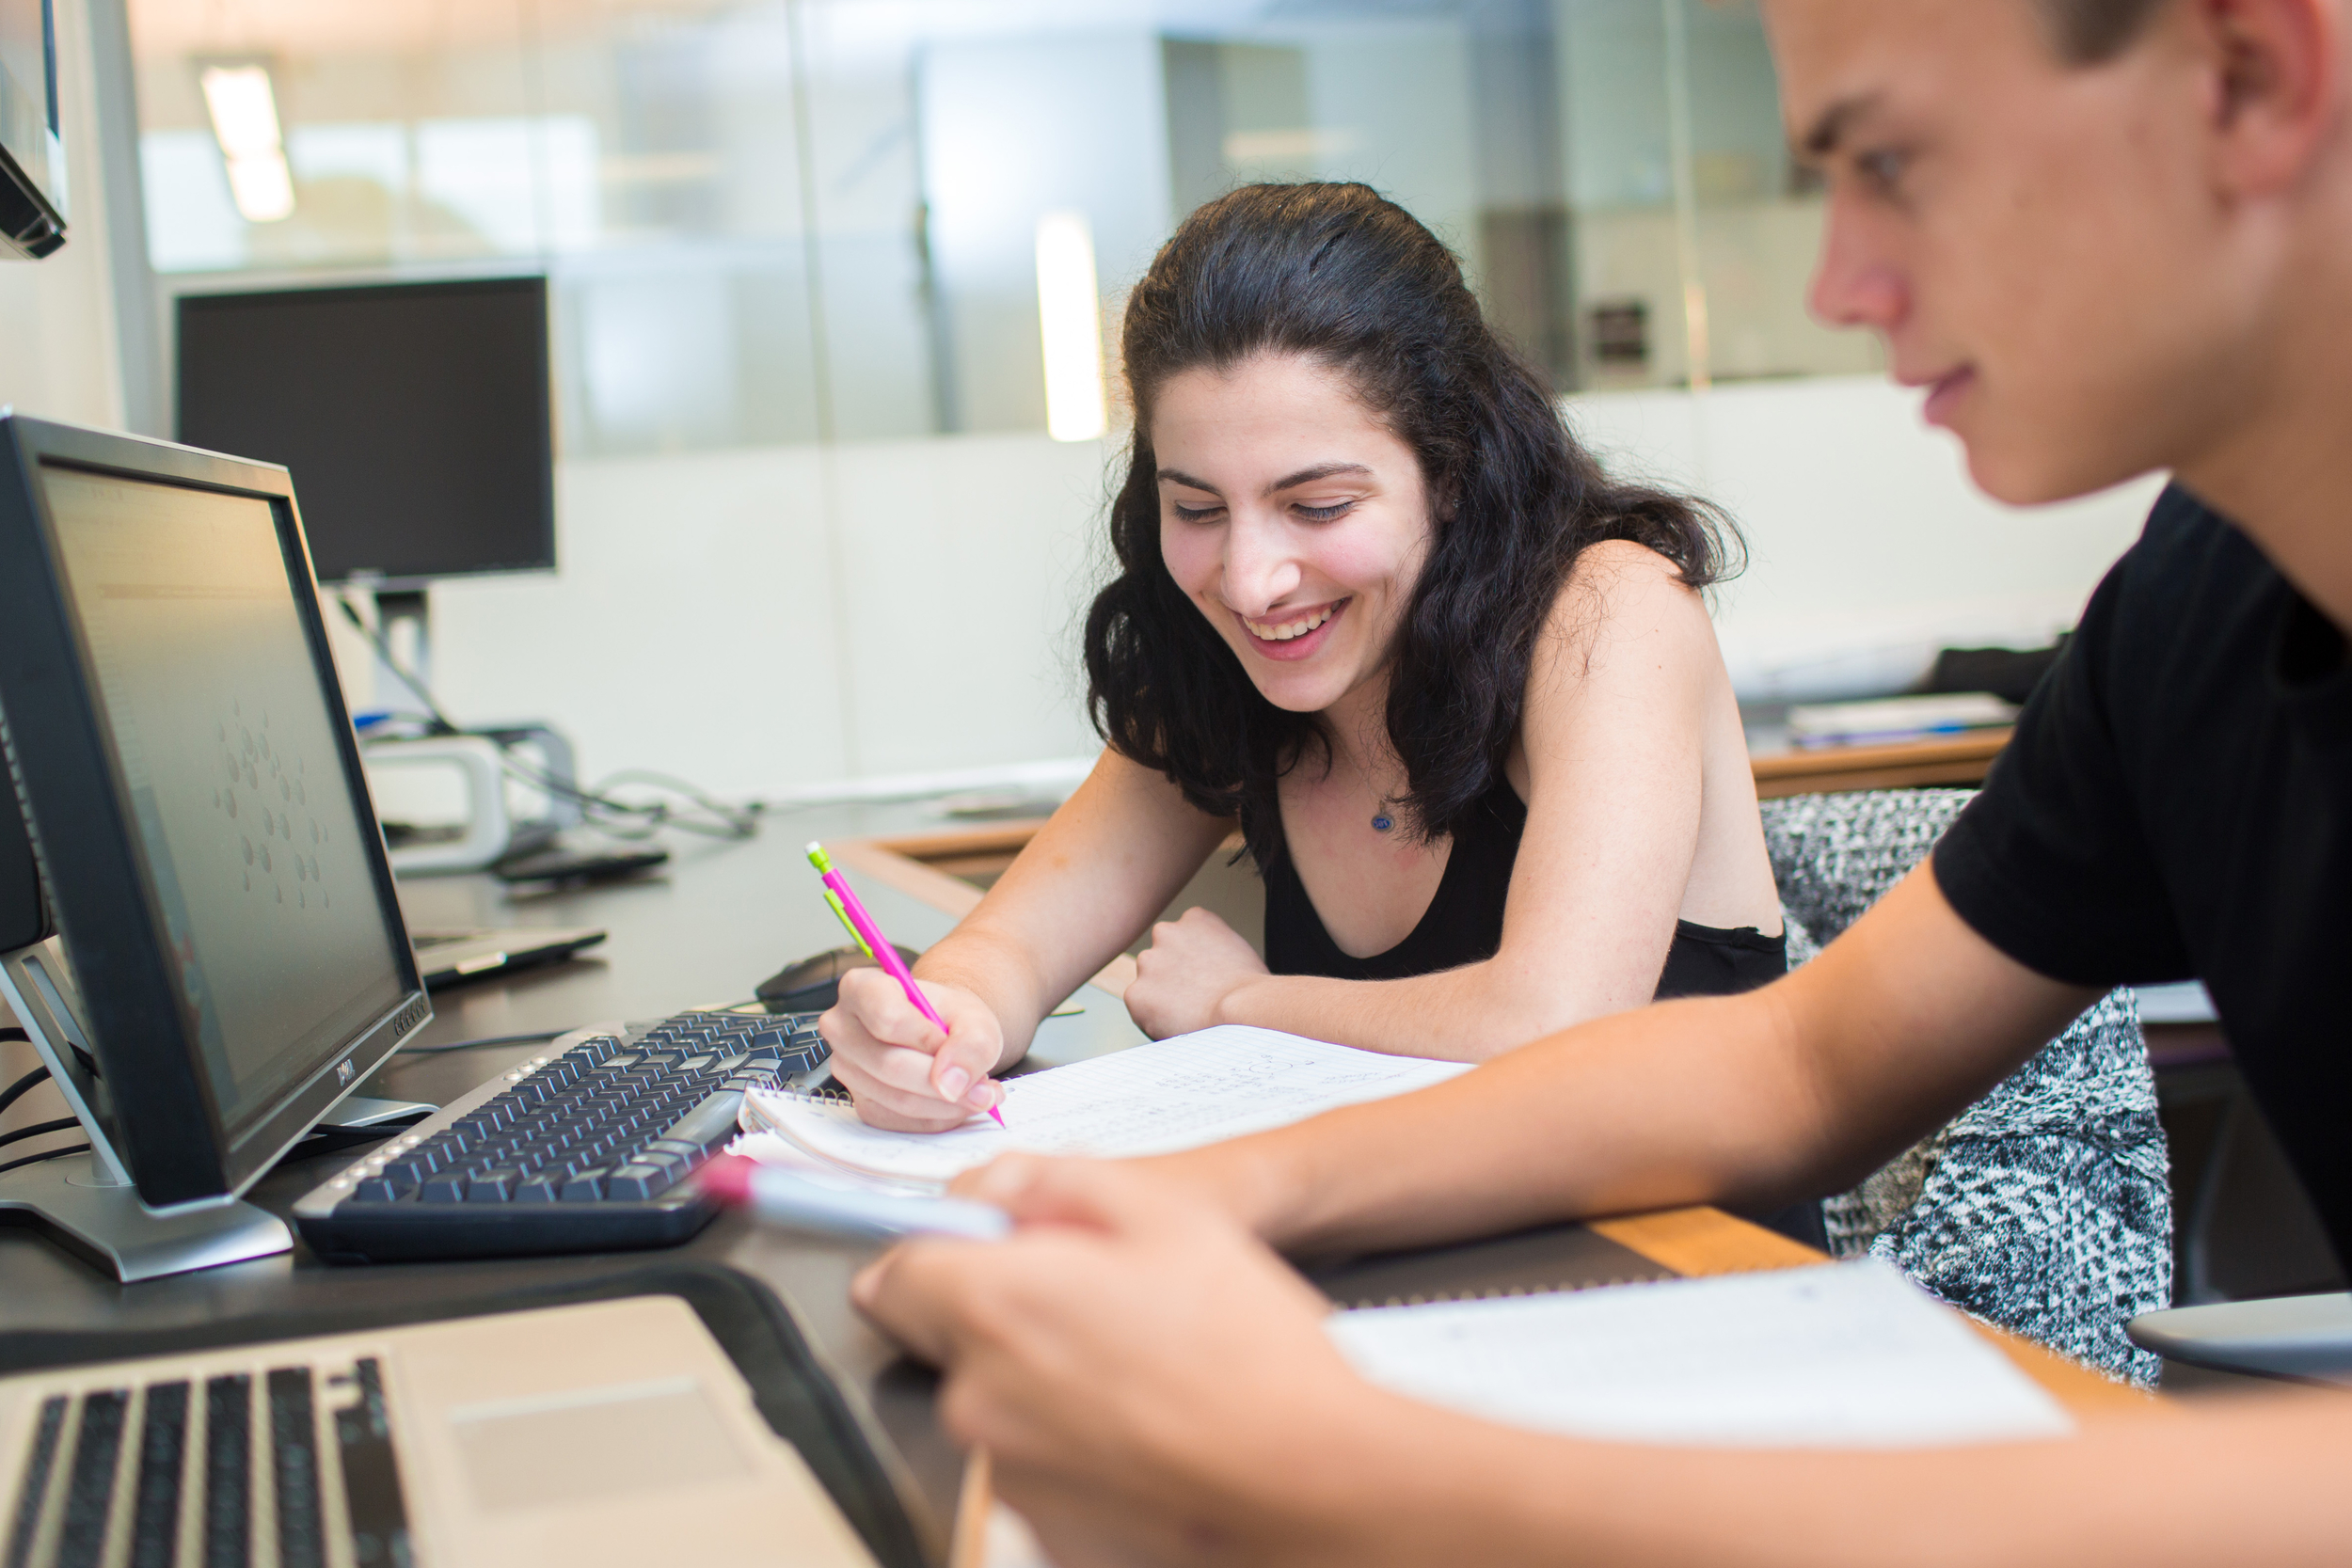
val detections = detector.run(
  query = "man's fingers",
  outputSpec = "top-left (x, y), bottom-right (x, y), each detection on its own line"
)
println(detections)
top-left (850, 1246), bottom-right (960, 1365)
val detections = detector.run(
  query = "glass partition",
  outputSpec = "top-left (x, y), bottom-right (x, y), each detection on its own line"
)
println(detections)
top-left (128, 0), bottom-right (1875, 458)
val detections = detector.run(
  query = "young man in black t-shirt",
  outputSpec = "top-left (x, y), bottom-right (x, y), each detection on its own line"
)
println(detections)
top-left (854, 1), bottom-right (2352, 1560)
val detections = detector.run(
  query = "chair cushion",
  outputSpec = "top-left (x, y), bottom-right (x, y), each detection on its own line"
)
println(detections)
top-left (1760, 790), bottom-right (2172, 1385)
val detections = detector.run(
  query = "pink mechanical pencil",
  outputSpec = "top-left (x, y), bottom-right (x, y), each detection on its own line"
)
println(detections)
top-left (805, 842), bottom-right (1007, 1127)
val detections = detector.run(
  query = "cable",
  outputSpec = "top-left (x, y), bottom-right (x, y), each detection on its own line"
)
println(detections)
top-left (0, 1026), bottom-right (27, 1044)
top-left (394, 1030), bottom-right (564, 1056)
top-left (335, 596), bottom-right (759, 841)
top-left (0, 1144), bottom-right (87, 1176)
top-left (0, 1116), bottom-right (77, 1151)
top-left (0, 1066), bottom-right (49, 1120)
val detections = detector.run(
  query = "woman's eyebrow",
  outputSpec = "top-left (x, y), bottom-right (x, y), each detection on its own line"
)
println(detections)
top-left (1154, 462), bottom-right (1373, 495)
top-left (1264, 462), bottom-right (1371, 495)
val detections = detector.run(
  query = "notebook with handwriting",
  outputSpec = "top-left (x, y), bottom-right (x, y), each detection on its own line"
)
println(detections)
top-left (736, 1025), bottom-right (1470, 1188)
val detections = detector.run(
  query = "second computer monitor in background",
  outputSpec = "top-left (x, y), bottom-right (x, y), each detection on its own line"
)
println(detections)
top-left (173, 276), bottom-right (555, 589)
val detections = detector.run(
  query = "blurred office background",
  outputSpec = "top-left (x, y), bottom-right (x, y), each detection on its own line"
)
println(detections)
top-left (2, 0), bottom-right (2164, 800)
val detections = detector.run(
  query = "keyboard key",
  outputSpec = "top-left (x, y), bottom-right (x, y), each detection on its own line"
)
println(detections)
top-left (204, 1373), bottom-right (251, 1568)
top-left (57, 1386), bottom-right (128, 1568)
top-left (329, 1359), bottom-right (412, 1568)
top-left (267, 1369), bottom-right (324, 1568)
top-left (515, 1176), bottom-right (564, 1202)
top-left (653, 1090), bottom-right (747, 1154)
top-left (558, 1168), bottom-right (610, 1201)
top-left (465, 1169), bottom-right (521, 1202)
top-left (7, 1395), bottom-right (68, 1568)
top-left (353, 1179), bottom-right (403, 1203)
top-left (603, 1164), bottom-right (672, 1200)
top-left (418, 1173), bottom-right (469, 1203)
top-left (130, 1381), bottom-right (189, 1568)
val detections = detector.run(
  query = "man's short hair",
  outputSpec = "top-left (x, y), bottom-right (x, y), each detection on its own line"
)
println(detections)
top-left (2042, 0), bottom-right (2170, 62)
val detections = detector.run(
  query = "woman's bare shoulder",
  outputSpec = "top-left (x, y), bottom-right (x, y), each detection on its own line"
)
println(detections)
top-left (1541, 538), bottom-right (1716, 661)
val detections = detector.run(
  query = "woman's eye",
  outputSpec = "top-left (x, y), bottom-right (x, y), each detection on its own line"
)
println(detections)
top-left (1169, 500), bottom-right (1224, 523)
top-left (1294, 500), bottom-right (1354, 522)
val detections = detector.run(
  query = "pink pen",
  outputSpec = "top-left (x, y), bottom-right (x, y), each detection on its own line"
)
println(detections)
top-left (806, 842), bottom-right (1007, 1127)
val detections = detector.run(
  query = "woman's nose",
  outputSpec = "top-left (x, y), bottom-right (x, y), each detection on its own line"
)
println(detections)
top-left (1221, 514), bottom-right (1304, 613)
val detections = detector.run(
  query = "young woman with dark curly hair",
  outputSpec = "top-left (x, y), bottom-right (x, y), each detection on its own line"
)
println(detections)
top-left (820, 182), bottom-right (1786, 1133)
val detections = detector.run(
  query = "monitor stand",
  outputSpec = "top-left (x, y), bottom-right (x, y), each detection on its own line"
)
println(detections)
top-left (0, 938), bottom-right (293, 1282)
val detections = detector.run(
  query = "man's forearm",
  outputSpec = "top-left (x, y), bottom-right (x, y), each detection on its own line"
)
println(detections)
top-left (1283, 1386), bottom-right (2352, 1568)
top-left (1172, 870), bottom-right (2097, 1256)
top-left (1182, 987), bottom-right (1824, 1256)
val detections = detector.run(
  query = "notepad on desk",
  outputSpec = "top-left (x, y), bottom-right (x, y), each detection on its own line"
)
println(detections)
top-left (1328, 1259), bottom-right (2074, 1449)
top-left (733, 1024), bottom-right (1470, 1189)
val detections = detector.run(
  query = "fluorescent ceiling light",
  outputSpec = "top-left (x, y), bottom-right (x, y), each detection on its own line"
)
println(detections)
top-left (1035, 210), bottom-right (1107, 444)
top-left (200, 64), bottom-right (295, 222)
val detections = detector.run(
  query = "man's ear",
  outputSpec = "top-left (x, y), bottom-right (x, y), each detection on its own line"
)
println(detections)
top-left (2193, 0), bottom-right (2344, 197)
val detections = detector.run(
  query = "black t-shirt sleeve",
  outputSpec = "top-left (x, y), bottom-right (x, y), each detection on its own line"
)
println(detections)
top-left (1931, 547), bottom-right (2196, 988)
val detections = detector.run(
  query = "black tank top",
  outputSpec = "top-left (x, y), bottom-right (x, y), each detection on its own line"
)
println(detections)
top-left (1260, 772), bottom-right (1788, 1000)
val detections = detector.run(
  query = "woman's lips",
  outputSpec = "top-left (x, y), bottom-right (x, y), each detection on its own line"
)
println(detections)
top-left (1237, 598), bottom-right (1350, 662)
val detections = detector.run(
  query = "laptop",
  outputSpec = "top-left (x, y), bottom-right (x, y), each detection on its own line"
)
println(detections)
top-left (0, 1296), bottom-right (879, 1568)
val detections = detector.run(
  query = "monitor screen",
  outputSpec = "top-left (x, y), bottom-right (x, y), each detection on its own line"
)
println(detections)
top-left (173, 277), bottom-right (554, 587)
top-left (40, 464), bottom-right (411, 1142)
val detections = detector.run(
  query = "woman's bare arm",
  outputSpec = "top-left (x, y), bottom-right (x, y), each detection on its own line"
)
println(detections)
top-left (822, 749), bottom-right (1231, 1127)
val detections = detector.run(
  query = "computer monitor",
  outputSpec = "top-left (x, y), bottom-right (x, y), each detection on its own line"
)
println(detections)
top-left (172, 277), bottom-right (555, 588)
top-left (0, 416), bottom-right (430, 1229)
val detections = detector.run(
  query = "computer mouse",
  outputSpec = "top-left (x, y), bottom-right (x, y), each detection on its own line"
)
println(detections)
top-left (755, 942), bottom-right (921, 1014)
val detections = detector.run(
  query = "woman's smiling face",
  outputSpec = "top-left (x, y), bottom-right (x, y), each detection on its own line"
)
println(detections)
top-left (1152, 353), bottom-right (1435, 718)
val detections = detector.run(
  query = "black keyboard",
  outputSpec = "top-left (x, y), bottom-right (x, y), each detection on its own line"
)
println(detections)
top-left (293, 1010), bottom-right (832, 1262)
top-left (4, 1357), bottom-right (409, 1568)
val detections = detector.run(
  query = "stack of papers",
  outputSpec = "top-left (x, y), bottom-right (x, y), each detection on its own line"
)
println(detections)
top-left (1786, 692), bottom-right (2020, 750)
top-left (734, 1025), bottom-right (1470, 1190)
top-left (1327, 1259), bottom-right (2074, 1449)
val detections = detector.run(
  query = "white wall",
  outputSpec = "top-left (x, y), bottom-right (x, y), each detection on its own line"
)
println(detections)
top-left (1565, 375), bottom-right (2165, 700)
top-left (422, 430), bottom-right (1111, 800)
top-left (404, 373), bottom-right (2162, 801)
top-left (0, 0), bottom-right (122, 432)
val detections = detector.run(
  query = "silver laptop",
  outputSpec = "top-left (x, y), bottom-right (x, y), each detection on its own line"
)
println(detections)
top-left (0, 1297), bottom-right (878, 1568)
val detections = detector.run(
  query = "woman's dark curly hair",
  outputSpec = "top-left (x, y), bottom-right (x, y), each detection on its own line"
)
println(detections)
top-left (1084, 182), bottom-right (1737, 871)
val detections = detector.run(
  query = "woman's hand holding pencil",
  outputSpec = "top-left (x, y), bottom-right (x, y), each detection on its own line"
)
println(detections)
top-left (807, 841), bottom-right (1012, 1133)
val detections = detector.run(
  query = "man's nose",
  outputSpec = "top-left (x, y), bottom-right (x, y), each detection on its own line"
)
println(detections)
top-left (1808, 198), bottom-right (1909, 333)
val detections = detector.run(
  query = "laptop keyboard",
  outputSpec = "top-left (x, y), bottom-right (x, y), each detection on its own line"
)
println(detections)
top-left (294, 1010), bottom-right (833, 1262)
top-left (4, 1358), bottom-right (409, 1568)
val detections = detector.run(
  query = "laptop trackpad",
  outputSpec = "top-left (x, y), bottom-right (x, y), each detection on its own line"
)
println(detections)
top-left (448, 1376), bottom-right (753, 1512)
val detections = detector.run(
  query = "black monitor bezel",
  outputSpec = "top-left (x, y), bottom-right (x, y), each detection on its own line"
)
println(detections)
top-left (0, 414), bottom-right (429, 1209)
top-left (172, 275), bottom-right (556, 590)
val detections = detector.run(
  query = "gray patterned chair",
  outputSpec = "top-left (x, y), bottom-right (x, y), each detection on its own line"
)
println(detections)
top-left (1765, 789), bottom-right (2172, 1386)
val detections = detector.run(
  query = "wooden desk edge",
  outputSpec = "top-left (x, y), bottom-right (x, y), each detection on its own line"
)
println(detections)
top-left (1594, 1207), bottom-right (2163, 1418)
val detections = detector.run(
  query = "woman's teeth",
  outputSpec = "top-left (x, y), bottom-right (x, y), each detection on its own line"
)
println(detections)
top-left (1246, 604), bottom-right (1337, 642)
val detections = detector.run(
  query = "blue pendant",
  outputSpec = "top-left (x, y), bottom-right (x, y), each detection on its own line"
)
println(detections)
top-left (1371, 814), bottom-right (1394, 833)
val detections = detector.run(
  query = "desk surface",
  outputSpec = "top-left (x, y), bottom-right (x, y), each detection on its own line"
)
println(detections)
top-left (0, 804), bottom-right (2149, 1568)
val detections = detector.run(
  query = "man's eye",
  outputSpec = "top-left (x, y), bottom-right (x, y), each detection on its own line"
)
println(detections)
top-left (1855, 148), bottom-right (1909, 193)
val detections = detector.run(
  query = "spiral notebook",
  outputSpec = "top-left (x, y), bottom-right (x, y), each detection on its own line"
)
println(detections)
top-left (1327, 1259), bottom-right (2074, 1449)
top-left (733, 1025), bottom-right (1470, 1190)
